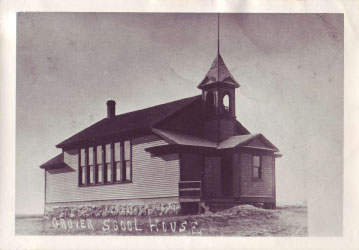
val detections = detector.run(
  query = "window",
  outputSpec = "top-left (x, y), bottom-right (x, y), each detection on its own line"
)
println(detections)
top-left (124, 140), bottom-right (132, 181)
top-left (114, 142), bottom-right (122, 182)
top-left (88, 147), bottom-right (94, 184)
top-left (96, 145), bottom-right (103, 183)
top-left (252, 155), bottom-right (261, 179)
top-left (105, 143), bottom-right (112, 183)
top-left (78, 140), bottom-right (132, 186)
top-left (80, 148), bottom-right (86, 185)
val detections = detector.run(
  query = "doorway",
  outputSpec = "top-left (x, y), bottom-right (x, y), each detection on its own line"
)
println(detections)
top-left (221, 156), bottom-right (233, 197)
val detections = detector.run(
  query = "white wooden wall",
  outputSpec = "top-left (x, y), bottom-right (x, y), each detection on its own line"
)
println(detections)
top-left (45, 135), bottom-right (180, 203)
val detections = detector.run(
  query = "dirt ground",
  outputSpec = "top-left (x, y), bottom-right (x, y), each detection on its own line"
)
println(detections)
top-left (15, 205), bottom-right (307, 236)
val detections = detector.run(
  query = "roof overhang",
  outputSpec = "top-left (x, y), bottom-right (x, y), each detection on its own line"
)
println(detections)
top-left (39, 153), bottom-right (66, 170)
top-left (148, 128), bottom-right (280, 156)
top-left (152, 128), bottom-right (279, 153)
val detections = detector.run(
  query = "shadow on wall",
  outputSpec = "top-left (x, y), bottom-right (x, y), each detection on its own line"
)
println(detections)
top-left (149, 153), bottom-right (178, 162)
top-left (47, 165), bottom-right (75, 174)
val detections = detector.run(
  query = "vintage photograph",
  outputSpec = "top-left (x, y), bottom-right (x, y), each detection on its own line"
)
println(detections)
top-left (15, 13), bottom-right (343, 236)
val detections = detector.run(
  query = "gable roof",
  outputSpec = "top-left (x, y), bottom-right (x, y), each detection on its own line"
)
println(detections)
top-left (197, 54), bottom-right (240, 89)
top-left (56, 95), bottom-right (201, 149)
top-left (218, 134), bottom-right (279, 151)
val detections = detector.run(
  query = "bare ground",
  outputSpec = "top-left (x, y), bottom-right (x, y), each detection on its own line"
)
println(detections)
top-left (15, 205), bottom-right (307, 236)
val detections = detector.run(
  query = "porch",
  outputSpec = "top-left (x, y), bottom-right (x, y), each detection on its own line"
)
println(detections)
top-left (178, 180), bottom-right (276, 213)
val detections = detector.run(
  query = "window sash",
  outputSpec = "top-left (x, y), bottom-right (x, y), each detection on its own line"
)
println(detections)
top-left (88, 165), bottom-right (94, 184)
top-left (97, 164), bottom-right (103, 183)
top-left (253, 166), bottom-right (260, 179)
top-left (105, 144), bottom-right (111, 163)
top-left (80, 149), bottom-right (86, 167)
top-left (106, 163), bottom-right (112, 183)
top-left (125, 161), bottom-right (131, 181)
top-left (253, 155), bottom-right (260, 167)
top-left (115, 162), bottom-right (121, 182)
top-left (124, 140), bottom-right (131, 161)
top-left (96, 145), bottom-right (102, 164)
top-left (114, 142), bottom-right (121, 161)
top-left (88, 147), bottom-right (94, 165)
top-left (80, 166), bottom-right (86, 185)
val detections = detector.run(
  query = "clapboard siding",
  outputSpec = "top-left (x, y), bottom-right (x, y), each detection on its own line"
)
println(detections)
top-left (240, 153), bottom-right (274, 197)
top-left (46, 135), bottom-right (179, 204)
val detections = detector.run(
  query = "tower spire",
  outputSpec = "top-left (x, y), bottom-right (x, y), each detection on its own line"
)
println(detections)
top-left (217, 13), bottom-right (220, 56)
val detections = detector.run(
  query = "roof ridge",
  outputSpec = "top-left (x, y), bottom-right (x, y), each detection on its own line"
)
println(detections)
top-left (113, 95), bottom-right (201, 118)
top-left (56, 95), bottom-right (202, 148)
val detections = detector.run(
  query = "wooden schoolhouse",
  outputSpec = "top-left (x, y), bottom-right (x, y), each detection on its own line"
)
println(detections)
top-left (40, 51), bottom-right (281, 214)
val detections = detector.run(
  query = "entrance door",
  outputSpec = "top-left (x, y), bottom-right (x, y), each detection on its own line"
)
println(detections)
top-left (204, 157), bottom-right (221, 197)
top-left (221, 156), bottom-right (233, 197)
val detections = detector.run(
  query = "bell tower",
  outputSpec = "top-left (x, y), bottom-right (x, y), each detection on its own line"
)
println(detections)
top-left (198, 14), bottom-right (240, 143)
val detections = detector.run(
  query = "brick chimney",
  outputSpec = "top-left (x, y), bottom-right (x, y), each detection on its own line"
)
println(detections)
top-left (106, 100), bottom-right (116, 119)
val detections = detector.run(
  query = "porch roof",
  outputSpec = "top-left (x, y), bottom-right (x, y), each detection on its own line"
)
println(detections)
top-left (151, 128), bottom-right (217, 148)
top-left (151, 128), bottom-right (279, 152)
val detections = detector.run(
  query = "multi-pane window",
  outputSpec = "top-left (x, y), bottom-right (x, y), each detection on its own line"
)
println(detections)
top-left (124, 140), bottom-right (131, 181)
top-left (252, 155), bottom-right (262, 179)
top-left (114, 142), bottom-right (122, 182)
top-left (88, 147), bottom-right (94, 184)
top-left (80, 149), bottom-right (86, 185)
top-left (105, 143), bottom-right (112, 183)
top-left (79, 140), bottom-right (132, 186)
top-left (96, 145), bottom-right (103, 183)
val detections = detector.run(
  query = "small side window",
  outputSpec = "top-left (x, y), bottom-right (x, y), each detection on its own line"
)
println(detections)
top-left (252, 155), bottom-right (261, 180)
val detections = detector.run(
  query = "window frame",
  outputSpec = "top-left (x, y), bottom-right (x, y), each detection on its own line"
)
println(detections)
top-left (252, 155), bottom-right (262, 180)
top-left (78, 139), bottom-right (132, 187)
top-left (104, 143), bottom-right (113, 184)
top-left (123, 140), bottom-right (132, 182)
top-left (79, 148), bottom-right (87, 186)
top-left (87, 147), bottom-right (95, 185)
top-left (114, 142), bottom-right (122, 183)
top-left (95, 145), bottom-right (104, 184)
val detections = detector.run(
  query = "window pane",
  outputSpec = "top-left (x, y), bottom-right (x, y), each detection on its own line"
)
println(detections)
top-left (89, 165), bottom-right (94, 184)
top-left (97, 164), bottom-right (103, 183)
top-left (96, 146), bottom-right (102, 164)
top-left (81, 166), bottom-right (86, 184)
top-left (114, 142), bottom-right (121, 162)
top-left (80, 149), bottom-right (86, 166)
top-left (115, 162), bottom-right (121, 181)
top-left (106, 163), bottom-right (112, 182)
top-left (105, 144), bottom-right (111, 163)
top-left (88, 147), bottom-right (93, 165)
top-left (124, 140), bottom-right (131, 161)
top-left (253, 167), bottom-right (259, 179)
top-left (125, 161), bottom-right (131, 181)
top-left (253, 156), bottom-right (260, 167)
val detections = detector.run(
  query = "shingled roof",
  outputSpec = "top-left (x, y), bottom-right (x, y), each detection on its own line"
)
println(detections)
top-left (56, 95), bottom-right (201, 148)
top-left (197, 54), bottom-right (240, 89)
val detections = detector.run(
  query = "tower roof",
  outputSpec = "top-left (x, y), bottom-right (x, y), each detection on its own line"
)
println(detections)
top-left (197, 54), bottom-right (240, 89)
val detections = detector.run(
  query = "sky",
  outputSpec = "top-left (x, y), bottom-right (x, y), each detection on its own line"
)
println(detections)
top-left (16, 13), bottom-right (343, 215)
